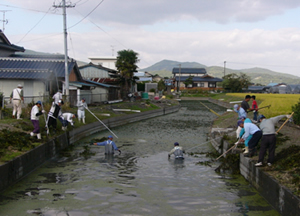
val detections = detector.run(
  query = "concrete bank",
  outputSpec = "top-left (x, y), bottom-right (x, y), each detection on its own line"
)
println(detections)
top-left (208, 98), bottom-right (300, 216)
top-left (0, 105), bottom-right (180, 192)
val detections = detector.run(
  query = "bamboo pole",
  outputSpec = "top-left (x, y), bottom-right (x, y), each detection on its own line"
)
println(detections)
top-left (276, 112), bottom-right (294, 133)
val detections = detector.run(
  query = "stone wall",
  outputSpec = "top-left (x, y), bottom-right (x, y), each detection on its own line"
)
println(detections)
top-left (0, 105), bottom-right (180, 192)
top-left (211, 131), bottom-right (300, 216)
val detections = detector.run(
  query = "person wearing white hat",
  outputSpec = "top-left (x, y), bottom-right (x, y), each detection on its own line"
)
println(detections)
top-left (30, 101), bottom-right (46, 139)
top-left (10, 84), bottom-right (24, 119)
top-left (52, 89), bottom-right (63, 104)
top-left (77, 98), bottom-right (87, 124)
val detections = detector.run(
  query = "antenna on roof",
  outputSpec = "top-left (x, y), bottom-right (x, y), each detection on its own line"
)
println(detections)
top-left (111, 45), bottom-right (115, 56)
top-left (0, 10), bottom-right (11, 32)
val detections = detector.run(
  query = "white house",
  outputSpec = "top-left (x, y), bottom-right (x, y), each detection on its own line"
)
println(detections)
top-left (88, 56), bottom-right (117, 70)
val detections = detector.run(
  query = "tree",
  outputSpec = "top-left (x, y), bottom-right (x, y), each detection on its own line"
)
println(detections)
top-left (157, 80), bottom-right (166, 91)
top-left (115, 49), bottom-right (139, 96)
top-left (222, 73), bottom-right (251, 92)
top-left (184, 76), bottom-right (194, 87)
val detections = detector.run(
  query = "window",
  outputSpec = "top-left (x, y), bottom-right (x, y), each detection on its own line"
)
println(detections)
top-left (208, 82), bottom-right (216, 88)
top-left (197, 83), bottom-right (204, 87)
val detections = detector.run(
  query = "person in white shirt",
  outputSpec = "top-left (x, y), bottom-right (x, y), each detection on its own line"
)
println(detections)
top-left (52, 89), bottom-right (62, 104)
top-left (30, 101), bottom-right (45, 139)
top-left (10, 84), bottom-right (24, 119)
top-left (77, 98), bottom-right (87, 124)
top-left (59, 112), bottom-right (77, 131)
top-left (237, 120), bottom-right (262, 157)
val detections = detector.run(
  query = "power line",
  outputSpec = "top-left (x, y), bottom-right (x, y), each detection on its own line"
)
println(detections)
top-left (0, 3), bottom-right (59, 15)
top-left (72, 8), bottom-right (128, 49)
top-left (17, 7), bottom-right (52, 44)
top-left (68, 0), bottom-right (104, 29)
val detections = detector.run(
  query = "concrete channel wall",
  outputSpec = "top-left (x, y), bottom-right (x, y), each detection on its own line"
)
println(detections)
top-left (0, 105), bottom-right (180, 193)
top-left (208, 98), bottom-right (300, 216)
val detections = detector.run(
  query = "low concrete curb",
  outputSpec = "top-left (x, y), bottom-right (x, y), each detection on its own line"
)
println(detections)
top-left (0, 105), bottom-right (180, 192)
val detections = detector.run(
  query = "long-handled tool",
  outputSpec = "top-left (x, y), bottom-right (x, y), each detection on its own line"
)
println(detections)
top-left (200, 102), bottom-right (221, 117)
top-left (257, 105), bottom-right (271, 111)
top-left (41, 101), bottom-right (49, 135)
top-left (276, 112), bottom-right (294, 133)
top-left (215, 144), bottom-right (237, 161)
top-left (85, 107), bottom-right (118, 139)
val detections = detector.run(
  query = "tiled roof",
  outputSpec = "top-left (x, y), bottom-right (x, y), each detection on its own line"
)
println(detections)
top-left (172, 68), bottom-right (207, 74)
top-left (0, 68), bottom-right (53, 79)
top-left (0, 57), bottom-right (78, 79)
top-left (175, 76), bottom-right (223, 82)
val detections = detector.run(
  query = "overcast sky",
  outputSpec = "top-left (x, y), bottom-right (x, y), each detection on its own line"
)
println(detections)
top-left (1, 0), bottom-right (300, 76)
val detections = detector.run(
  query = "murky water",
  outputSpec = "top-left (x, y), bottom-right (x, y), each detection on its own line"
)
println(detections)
top-left (0, 101), bottom-right (279, 216)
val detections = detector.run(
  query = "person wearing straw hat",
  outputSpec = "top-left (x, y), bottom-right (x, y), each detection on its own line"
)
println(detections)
top-left (255, 114), bottom-right (291, 167)
top-left (10, 84), bottom-right (24, 119)
top-left (93, 135), bottom-right (121, 155)
top-left (30, 101), bottom-right (45, 139)
top-left (77, 98), bottom-right (87, 124)
top-left (168, 142), bottom-right (185, 159)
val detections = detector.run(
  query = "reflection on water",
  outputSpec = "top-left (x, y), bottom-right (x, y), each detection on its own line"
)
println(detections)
top-left (0, 101), bottom-right (279, 216)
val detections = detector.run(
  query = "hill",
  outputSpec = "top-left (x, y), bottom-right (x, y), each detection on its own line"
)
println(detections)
top-left (140, 59), bottom-right (300, 85)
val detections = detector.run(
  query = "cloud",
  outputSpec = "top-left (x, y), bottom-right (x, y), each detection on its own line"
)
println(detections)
top-left (11, 27), bottom-right (300, 76)
top-left (5, 0), bottom-right (300, 26)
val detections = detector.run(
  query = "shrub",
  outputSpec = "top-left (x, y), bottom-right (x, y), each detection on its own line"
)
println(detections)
top-left (292, 98), bottom-right (300, 125)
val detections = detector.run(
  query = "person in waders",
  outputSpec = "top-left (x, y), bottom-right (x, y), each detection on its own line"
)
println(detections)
top-left (168, 142), bottom-right (185, 159)
top-left (93, 135), bottom-right (121, 155)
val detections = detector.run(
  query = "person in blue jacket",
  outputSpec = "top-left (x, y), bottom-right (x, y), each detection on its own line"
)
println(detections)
top-left (238, 117), bottom-right (253, 154)
top-left (93, 135), bottom-right (121, 154)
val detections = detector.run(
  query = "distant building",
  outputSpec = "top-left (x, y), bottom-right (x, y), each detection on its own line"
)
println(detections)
top-left (88, 56), bottom-right (117, 70)
top-left (172, 67), bottom-right (222, 90)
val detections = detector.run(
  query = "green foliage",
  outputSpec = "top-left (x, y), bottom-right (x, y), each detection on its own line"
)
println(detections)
top-left (157, 79), bottom-right (166, 91)
top-left (137, 82), bottom-right (145, 91)
top-left (292, 98), bottom-right (300, 125)
top-left (275, 145), bottom-right (300, 170)
top-left (222, 73), bottom-right (251, 92)
top-left (184, 76), bottom-right (194, 87)
top-left (149, 88), bottom-right (156, 93)
top-left (116, 49), bottom-right (140, 94)
top-left (165, 95), bottom-right (174, 99)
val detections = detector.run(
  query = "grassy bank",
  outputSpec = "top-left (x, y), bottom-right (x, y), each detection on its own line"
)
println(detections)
top-left (0, 99), bottom-right (178, 163)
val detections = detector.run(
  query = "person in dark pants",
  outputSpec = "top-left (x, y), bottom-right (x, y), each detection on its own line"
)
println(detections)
top-left (46, 100), bottom-right (63, 134)
top-left (237, 120), bottom-right (262, 157)
top-left (241, 95), bottom-right (254, 113)
top-left (255, 114), bottom-right (290, 167)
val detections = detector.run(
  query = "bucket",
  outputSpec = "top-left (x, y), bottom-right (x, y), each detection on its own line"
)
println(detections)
top-left (142, 92), bottom-right (149, 99)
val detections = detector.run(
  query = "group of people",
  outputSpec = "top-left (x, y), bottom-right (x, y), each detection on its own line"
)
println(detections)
top-left (10, 85), bottom-right (88, 140)
top-left (234, 95), bottom-right (290, 167)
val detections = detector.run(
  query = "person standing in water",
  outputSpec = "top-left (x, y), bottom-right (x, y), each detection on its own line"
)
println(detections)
top-left (93, 135), bottom-right (121, 155)
top-left (168, 142), bottom-right (185, 159)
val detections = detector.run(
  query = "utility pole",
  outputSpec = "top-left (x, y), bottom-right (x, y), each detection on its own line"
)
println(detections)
top-left (0, 10), bottom-right (11, 32)
top-left (223, 61), bottom-right (226, 77)
top-left (178, 64), bottom-right (181, 92)
top-left (53, 0), bottom-right (75, 100)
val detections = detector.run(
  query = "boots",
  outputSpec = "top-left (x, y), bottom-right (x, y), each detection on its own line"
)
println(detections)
top-left (30, 132), bottom-right (36, 137)
top-left (243, 146), bottom-right (249, 154)
top-left (62, 126), bottom-right (67, 131)
top-left (17, 114), bottom-right (22, 120)
top-left (83, 117), bottom-right (85, 124)
top-left (37, 133), bottom-right (41, 139)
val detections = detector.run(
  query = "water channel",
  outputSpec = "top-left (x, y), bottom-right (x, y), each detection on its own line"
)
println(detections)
top-left (0, 101), bottom-right (279, 216)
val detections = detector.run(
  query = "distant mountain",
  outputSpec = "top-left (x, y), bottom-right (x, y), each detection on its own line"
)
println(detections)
top-left (140, 59), bottom-right (300, 85)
